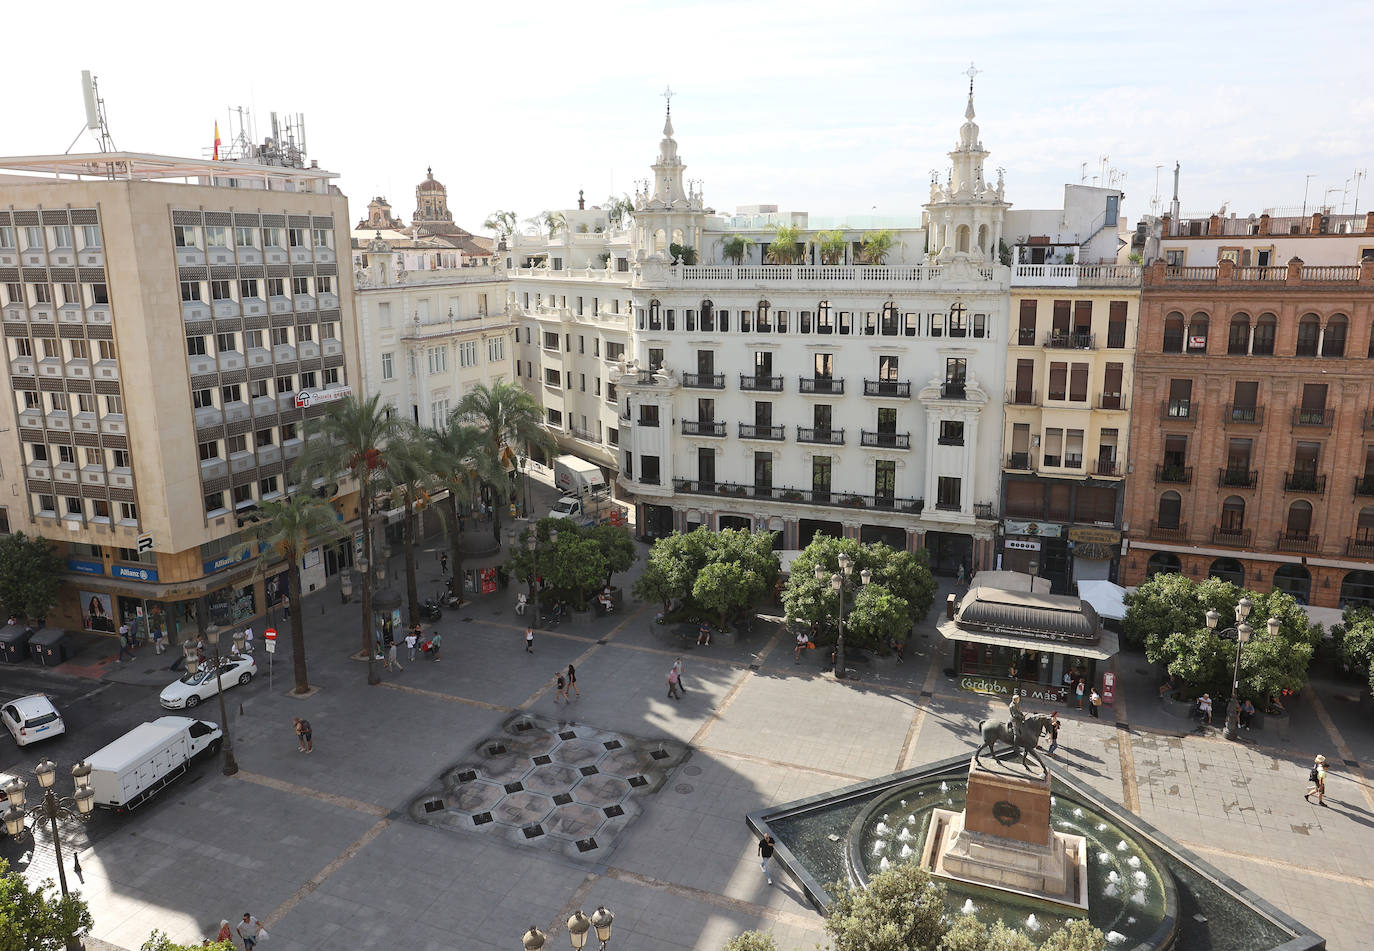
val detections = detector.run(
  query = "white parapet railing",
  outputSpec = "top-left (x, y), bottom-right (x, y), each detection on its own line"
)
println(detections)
top-left (1011, 264), bottom-right (1142, 287)
top-left (674, 263), bottom-right (997, 284)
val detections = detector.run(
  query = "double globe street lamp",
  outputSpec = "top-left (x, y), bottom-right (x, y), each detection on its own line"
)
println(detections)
top-left (816, 552), bottom-right (871, 680)
top-left (3, 761), bottom-right (96, 951)
top-left (522, 906), bottom-right (614, 951)
top-left (1204, 596), bottom-right (1280, 742)
top-left (513, 527), bottom-right (558, 620)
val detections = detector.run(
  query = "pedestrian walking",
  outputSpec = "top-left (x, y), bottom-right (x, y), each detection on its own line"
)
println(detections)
top-left (1088, 688), bottom-right (1101, 718)
top-left (758, 833), bottom-right (776, 886)
top-left (956, 562), bottom-right (966, 586)
top-left (242, 626), bottom-right (254, 654)
top-left (440, 551), bottom-right (449, 575)
top-left (1198, 693), bottom-right (1213, 725)
top-left (567, 663), bottom-right (580, 698)
top-left (1045, 711), bottom-right (1061, 756)
top-left (236, 913), bottom-right (264, 951)
top-left (152, 624), bottom-right (165, 655)
top-left (1305, 754), bottom-right (1328, 805)
top-left (385, 640), bottom-right (403, 672)
top-left (1075, 678), bottom-right (1085, 710)
top-left (116, 624), bottom-right (136, 662)
top-left (525, 628), bottom-right (535, 653)
top-left (294, 717), bottom-right (313, 753)
top-left (216, 920), bottom-right (233, 945)
top-left (429, 631), bottom-right (442, 661)
top-left (555, 671), bottom-right (567, 703)
top-left (666, 665), bottom-right (682, 700)
top-left (672, 656), bottom-right (687, 694)
top-left (405, 630), bottom-right (418, 661)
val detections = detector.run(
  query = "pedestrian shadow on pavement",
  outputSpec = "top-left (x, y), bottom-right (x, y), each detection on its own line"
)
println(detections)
top-left (1321, 800), bottom-right (1374, 830)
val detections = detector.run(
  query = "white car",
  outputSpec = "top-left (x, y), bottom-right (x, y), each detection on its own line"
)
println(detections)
top-left (159, 654), bottom-right (258, 710)
top-left (2, 694), bottom-right (67, 746)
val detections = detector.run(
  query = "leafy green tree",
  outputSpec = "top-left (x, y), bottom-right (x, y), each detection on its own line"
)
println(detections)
top-left (141, 931), bottom-right (233, 951)
top-left (1332, 606), bottom-right (1374, 693)
top-left (1036, 919), bottom-right (1107, 951)
top-left (721, 234), bottom-right (755, 265)
top-left (861, 229), bottom-right (895, 264)
top-left (722, 932), bottom-right (778, 951)
top-left (454, 382), bottom-right (556, 543)
top-left (0, 858), bottom-right (93, 951)
top-left (296, 392), bottom-right (393, 682)
top-left (825, 863), bottom-right (947, 951)
top-left (379, 423), bottom-right (436, 622)
top-left (847, 585), bottom-right (911, 647)
top-left (587, 522), bottom-right (636, 588)
top-left (240, 493), bottom-right (348, 693)
top-left (783, 536), bottom-right (935, 649)
top-left (632, 528), bottom-right (779, 623)
top-left (0, 532), bottom-right (64, 622)
top-left (939, 917), bottom-right (1036, 951)
top-left (766, 223), bottom-right (805, 264)
top-left (507, 520), bottom-right (608, 609)
top-left (633, 560), bottom-right (676, 614)
top-left (483, 210), bottom-right (518, 242)
top-left (693, 561), bottom-right (767, 628)
top-left (813, 229), bottom-right (848, 265)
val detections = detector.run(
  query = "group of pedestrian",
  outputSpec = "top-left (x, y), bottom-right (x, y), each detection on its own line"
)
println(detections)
top-left (214, 913), bottom-right (266, 949)
top-left (1060, 668), bottom-right (1100, 715)
top-left (667, 656), bottom-right (686, 699)
top-left (553, 664), bottom-right (580, 702)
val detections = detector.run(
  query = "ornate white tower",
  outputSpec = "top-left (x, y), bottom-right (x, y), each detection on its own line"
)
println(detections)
top-left (924, 67), bottom-right (1010, 264)
top-left (633, 88), bottom-right (707, 262)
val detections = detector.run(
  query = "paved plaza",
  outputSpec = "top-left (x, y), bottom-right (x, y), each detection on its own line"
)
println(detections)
top-left (4, 521), bottom-right (1374, 950)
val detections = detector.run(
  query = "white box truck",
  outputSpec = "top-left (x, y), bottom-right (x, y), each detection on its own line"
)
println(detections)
top-left (553, 455), bottom-right (606, 496)
top-left (86, 716), bottom-right (223, 811)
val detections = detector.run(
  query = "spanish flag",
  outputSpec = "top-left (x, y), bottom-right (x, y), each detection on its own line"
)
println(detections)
top-left (213, 122), bottom-right (221, 161)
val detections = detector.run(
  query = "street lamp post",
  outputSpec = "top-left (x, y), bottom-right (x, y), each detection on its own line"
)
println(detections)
top-left (521, 904), bottom-right (614, 951)
top-left (1205, 597), bottom-right (1280, 741)
top-left (816, 553), bottom-right (871, 679)
top-left (514, 526), bottom-right (557, 622)
top-left (181, 622), bottom-right (243, 776)
top-left (3, 761), bottom-right (96, 951)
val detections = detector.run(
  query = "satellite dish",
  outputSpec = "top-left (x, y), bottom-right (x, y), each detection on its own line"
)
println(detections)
top-left (81, 71), bottom-right (100, 130)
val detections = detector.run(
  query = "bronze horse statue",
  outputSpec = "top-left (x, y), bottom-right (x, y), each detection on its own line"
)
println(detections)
top-left (976, 712), bottom-right (1055, 769)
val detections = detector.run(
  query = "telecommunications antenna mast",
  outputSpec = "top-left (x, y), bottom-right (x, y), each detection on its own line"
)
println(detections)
top-left (68, 70), bottom-right (117, 154)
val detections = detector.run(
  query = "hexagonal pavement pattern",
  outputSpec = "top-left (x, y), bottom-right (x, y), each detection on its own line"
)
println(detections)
top-left (409, 713), bottom-right (688, 860)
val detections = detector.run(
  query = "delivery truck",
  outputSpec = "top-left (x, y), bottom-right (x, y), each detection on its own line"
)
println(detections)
top-left (86, 716), bottom-right (223, 811)
top-left (548, 491), bottom-right (621, 527)
top-left (553, 455), bottom-right (606, 496)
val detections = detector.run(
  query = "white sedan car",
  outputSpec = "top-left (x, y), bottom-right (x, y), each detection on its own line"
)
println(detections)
top-left (2, 694), bottom-right (67, 746)
top-left (159, 654), bottom-right (258, 710)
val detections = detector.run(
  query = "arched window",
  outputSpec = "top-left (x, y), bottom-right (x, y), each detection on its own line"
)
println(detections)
top-left (1340, 570), bottom-right (1374, 609)
top-left (1296, 314), bottom-right (1321, 356)
top-left (757, 299), bottom-right (772, 332)
top-left (1163, 311), bottom-right (1184, 352)
top-left (1227, 313), bottom-right (1250, 355)
top-left (881, 302), bottom-right (900, 336)
top-left (1273, 564), bottom-right (1312, 604)
top-left (648, 299), bottom-right (661, 330)
top-left (817, 300), bottom-right (834, 335)
top-left (1253, 313), bottom-right (1277, 355)
top-left (1146, 552), bottom-right (1182, 578)
top-left (956, 225), bottom-right (970, 253)
top-left (1186, 312), bottom-right (1209, 352)
top-left (700, 299), bottom-right (714, 332)
top-left (1157, 491), bottom-right (1182, 530)
top-left (977, 225), bottom-right (989, 256)
top-left (1357, 505), bottom-right (1374, 543)
top-left (1209, 558), bottom-right (1245, 587)
top-left (1219, 496), bottom-right (1246, 541)
top-left (1286, 500), bottom-right (1313, 537)
top-left (1323, 314), bottom-right (1348, 357)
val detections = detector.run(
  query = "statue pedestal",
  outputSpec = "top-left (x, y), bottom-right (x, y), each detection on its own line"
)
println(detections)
top-left (920, 757), bottom-right (1088, 910)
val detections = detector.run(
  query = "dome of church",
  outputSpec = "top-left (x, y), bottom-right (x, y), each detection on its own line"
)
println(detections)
top-left (417, 167), bottom-right (445, 192)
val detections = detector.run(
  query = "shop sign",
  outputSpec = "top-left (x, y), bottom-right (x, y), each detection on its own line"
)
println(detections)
top-left (1005, 539), bottom-right (1041, 552)
top-left (1003, 520), bottom-right (1062, 538)
top-left (203, 548), bottom-right (251, 575)
top-left (294, 385), bottom-right (353, 409)
top-left (959, 676), bottom-right (1069, 703)
top-left (1068, 526), bottom-right (1121, 545)
top-left (1072, 542), bottom-right (1115, 561)
top-left (67, 559), bottom-right (105, 575)
top-left (112, 564), bottom-right (159, 583)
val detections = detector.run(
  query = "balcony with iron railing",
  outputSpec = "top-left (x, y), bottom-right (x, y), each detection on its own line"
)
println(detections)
top-left (860, 431), bottom-right (911, 449)
top-left (1044, 331), bottom-right (1096, 350)
top-left (569, 426), bottom-right (598, 442)
top-left (1283, 471), bottom-right (1326, 494)
top-left (1096, 393), bottom-right (1127, 411)
top-left (1006, 388), bottom-right (1038, 406)
top-left (1211, 526), bottom-right (1252, 547)
top-left (1356, 474), bottom-right (1374, 498)
top-left (681, 420), bottom-right (725, 437)
top-left (940, 382), bottom-right (967, 399)
top-left (1218, 468), bottom-right (1258, 488)
top-left (797, 427), bottom-right (845, 445)
top-left (1015, 327), bottom-right (1037, 346)
top-left (738, 423), bottom-right (785, 440)
top-left (1224, 404), bottom-right (1265, 426)
top-left (671, 478), bottom-right (925, 513)
top-left (1292, 407), bottom-right (1334, 428)
top-left (1149, 520), bottom-right (1188, 541)
top-left (1347, 536), bottom-right (1374, 558)
top-left (739, 374), bottom-right (783, 392)
top-left (1276, 532), bottom-right (1320, 554)
top-left (1160, 400), bottom-right (1196, 422)
top-left (1005, 452), bottom-right (1035, 471)
top-left (1093, 459), bottom-right (1122, 477)
top-left (863, 379), bottom-right (911, 398)
top-left (682, 372), bottom-right (725, 389)
top-left (1154, 464), bottom-right (1193, 484)
top-left (798, 377), bottom-right (844, 395)
top-left (974, 502), bottom-right (995, 519)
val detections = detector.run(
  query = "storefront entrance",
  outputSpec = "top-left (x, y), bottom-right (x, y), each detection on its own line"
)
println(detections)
top-left (925, 531), bottom-right (972, 576)
top-left (798, 518), bottom-right (844, 546)
top-left (953, 640), bottom-right (1097, 704)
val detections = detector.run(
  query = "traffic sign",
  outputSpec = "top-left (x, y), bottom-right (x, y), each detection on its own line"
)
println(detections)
top-left (264, 628), bottom-right (277, 654)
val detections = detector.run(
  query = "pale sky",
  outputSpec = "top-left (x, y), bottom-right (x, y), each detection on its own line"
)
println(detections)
top-left (6, 1), bottom-right (1373, 234)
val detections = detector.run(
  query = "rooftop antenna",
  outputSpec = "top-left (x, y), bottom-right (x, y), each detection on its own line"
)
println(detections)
top-left (67, 71), bottom-right (117, 155)
top-left (1080, 162), bottom-right (1088, 185)
top-left (1151, 164), bottom-right (1163, 216)
top-left (1353, 169), bottom-right (1367, 217)
top-left (1301, 173), bottom-right (1316, 218)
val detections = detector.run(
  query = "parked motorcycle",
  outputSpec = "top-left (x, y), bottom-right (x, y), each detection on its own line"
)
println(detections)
top-left (418, 594), bottom-right (443, 622)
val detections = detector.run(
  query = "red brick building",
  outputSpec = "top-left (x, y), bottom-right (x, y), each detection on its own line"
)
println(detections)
top-left (1123, 211), bottom-right (1374, 610)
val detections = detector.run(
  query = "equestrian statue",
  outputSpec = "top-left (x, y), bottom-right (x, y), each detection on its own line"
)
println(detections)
top-left (976, 695), bottom-right (1053, 771)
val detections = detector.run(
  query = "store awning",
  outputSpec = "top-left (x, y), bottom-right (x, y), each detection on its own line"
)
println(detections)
top-left (937, 619), bottom-right (1120, 661)
top-left (1076, 580), bottom-right (1127, 621)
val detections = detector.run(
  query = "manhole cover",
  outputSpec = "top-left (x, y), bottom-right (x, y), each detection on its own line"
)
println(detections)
top-left (423, 799), bottom-right (445, 813)
top-left (560, 731), bottom-right (577, 740)
top-left (684, 765), bottom-right (702, 776)
top-left (457, 770), bottom-right (477, 782)
top-left (504, 782), bottom-right (524, 793)
top-left (603, 740), bottom-right (623, 750)
top-left (580, 766), bottom-right (599, 776)
top-left (523, 824), bottom-right (545, 839)
top-left (675, 783), bottom-right (694, 794)
top-left (553, 793), bottom-right (573, 806)
top-left (576, 837), bottom-right (598, 852)
top-left (603, 805), bottom-right (624, 818)
top-left (533, 755), bottom-right (552, 765)
top-left (473, 812), bottom-right (493, 826)
top-left (628, 775), bottom-right (648, 788)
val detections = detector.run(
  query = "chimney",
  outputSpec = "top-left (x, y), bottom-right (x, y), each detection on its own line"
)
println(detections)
top-left (1207, 214), bottom-right (1222, 236)
top-left (1258, 213), bottom-right (1271, 236)
top-left (578, 189), bottom-right (585, 211)
top-left (946, 593), bottom-right (957, 621)
top-left (1364, 211), bottom-right (1374, 235)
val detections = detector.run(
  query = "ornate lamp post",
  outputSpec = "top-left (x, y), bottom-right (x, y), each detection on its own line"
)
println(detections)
top-left (3, 761), bottom-right (96, 951)
top-left (180, 626), bottom-right (244, 775)
top-left (521, 905), bottom-right (613, 951)
top-left (1205, 597), bottom-right (1280, 741)
top-left (514, 527), bottom-right (557, 620)
top-left (817, 553), bottom-right (871, 679)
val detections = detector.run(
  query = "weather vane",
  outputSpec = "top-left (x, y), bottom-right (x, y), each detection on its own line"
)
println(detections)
top-left (964, 62), bottom-right (981, 95)
top-left (662, 85), bottom-right (675, 114)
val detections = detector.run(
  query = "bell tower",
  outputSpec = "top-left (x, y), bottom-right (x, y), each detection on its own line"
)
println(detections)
top-left (633, 88), bottom-right (707, 262)
top-left (924, 65), bottom-right (1010, 264)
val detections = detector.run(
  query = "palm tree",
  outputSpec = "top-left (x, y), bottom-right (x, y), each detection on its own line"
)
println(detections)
top-left (483, 210), bottom-right (518, 243)
top-left (538, 211), bottom-right (568, 239)
top-left (603, 194), bottom-right (635, 230)
top-left (427, 418), bottom-right (502, 593)
top-left (721, 234), bottom-right (754, 265)
top-left (380, 423), bottom-right (435, 623)
top-left (454, 382), bottom-right (557, 544)
top-left (766, 224), bottom-right (804, 265)
top-left (240, 494), bottom-right (347, 694)
top-left (814, 230), bottom-right (848, 265)
top-left (861, 229), bottom-right (895, 265)
top-left (296, 393), bottom-right (394, 684)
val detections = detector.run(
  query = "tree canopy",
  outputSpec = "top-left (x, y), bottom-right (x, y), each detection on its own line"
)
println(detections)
top-left (141, 931), bottom-right (233, 951)
top-left (632, 528), bottom-right (780, 625)
top-left (0, 858), bottom-right (93, 951)
top-left (1331, 606), bottom-right (1374, 695)
top-left (0, 533), bottom-right (65, 622)
top-left (507, 518), bottom-right (634, 608)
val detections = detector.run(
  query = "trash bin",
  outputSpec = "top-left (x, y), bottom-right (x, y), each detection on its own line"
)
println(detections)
top-left (29, 629), bottom-right (70, 666)
top-left (0, 623), bottom-right (33, 663)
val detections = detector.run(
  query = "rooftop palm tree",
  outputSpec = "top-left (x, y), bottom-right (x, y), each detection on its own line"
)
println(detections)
top-left (861, 229), bottom-right (895, 265)
top-left (296, 393), bottom-right (394, 684)
top-left (535, 210), bottom-right (568, 240)
top-left (721, 234), bottom-right (754, 265)
top-left (483, 210), bottom-right (518, 242)
top-left (766, 224), bottom-right (805, 265)
top-left (604, 194), bottom-right (635, 231)
top-left (454, 382), bottom-right (557, 544)
top-left (240, 493), bottom-right (348, 694)
top-left (380, 423), bottom-right (436, 624)
top-left (814, 230), bottom-right (848, 265)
